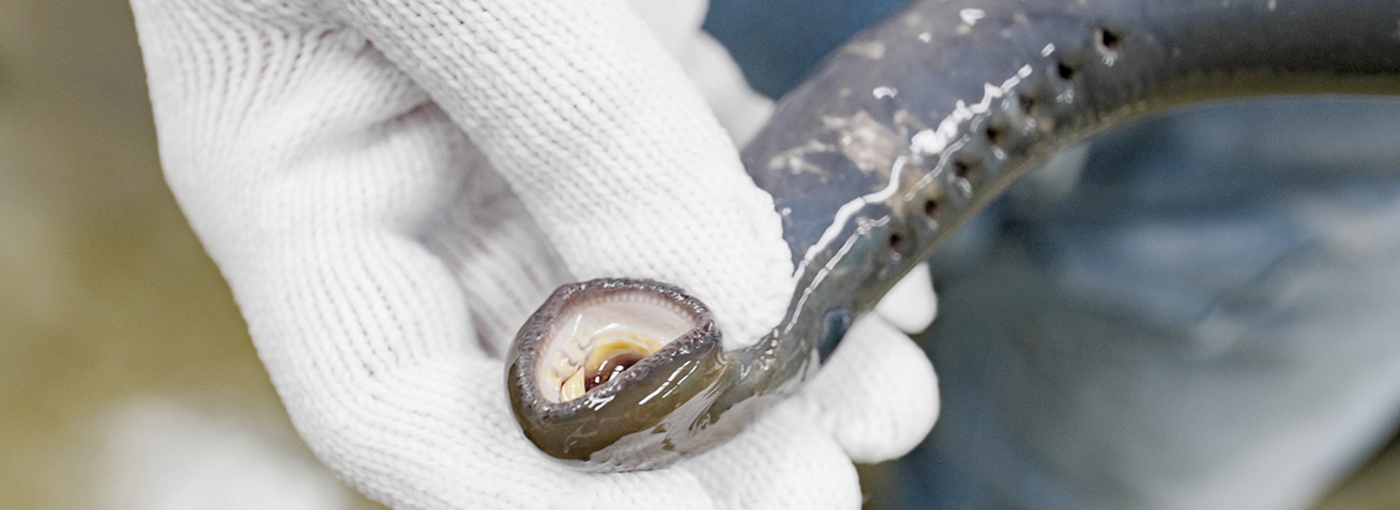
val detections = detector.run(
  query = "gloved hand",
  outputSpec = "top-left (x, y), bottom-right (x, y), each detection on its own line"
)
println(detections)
top-left (129, 0), bottom-right (940, 508)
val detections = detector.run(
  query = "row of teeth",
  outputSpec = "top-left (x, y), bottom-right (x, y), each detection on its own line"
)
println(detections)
top-left (537, 292), bottom-right (696, 402)
top-left (548, 332), bottom-right (591, 401)
top-left (549, 333), bottom-right (588, 379)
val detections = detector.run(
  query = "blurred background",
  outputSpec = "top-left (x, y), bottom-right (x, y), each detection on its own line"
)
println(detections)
top-left (0, 1), bottom-right (384, 508)
top-left (2, 0), bottom-right (1398, 508)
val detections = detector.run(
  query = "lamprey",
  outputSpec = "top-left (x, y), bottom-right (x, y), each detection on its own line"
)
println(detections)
top-left (507, 0), bottom-right (1400, 471)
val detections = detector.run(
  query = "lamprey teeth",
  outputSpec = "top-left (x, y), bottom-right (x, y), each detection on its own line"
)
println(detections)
top-left (526, 280), bottom-right (706, 403)
top-left (560, 369), bottom-right (586, 402)
top-left (507, 278), bottom-right (728, 468)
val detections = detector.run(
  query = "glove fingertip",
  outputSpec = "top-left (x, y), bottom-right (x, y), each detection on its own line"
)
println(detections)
top-left (808, 316), bottom-right (940, 463)
top-left (874, 264), bottom-right (938, 334)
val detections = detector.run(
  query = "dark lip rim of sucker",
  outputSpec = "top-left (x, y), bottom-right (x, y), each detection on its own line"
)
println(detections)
top-left (507, 278), bottom-right (728, 463)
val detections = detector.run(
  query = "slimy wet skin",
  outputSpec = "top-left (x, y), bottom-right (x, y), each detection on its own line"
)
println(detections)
top-left (507, 279), bottom-right (733, 470)
top-left (507, 0), bottom-right (1400, 471)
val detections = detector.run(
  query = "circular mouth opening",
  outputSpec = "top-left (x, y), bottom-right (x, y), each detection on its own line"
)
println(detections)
top-left (536, 289), bottom-right (703, 403)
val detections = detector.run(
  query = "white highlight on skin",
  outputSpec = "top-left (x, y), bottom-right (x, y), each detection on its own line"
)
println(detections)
top-left (786, 159), bottom-right (911, 332)
top-left (769, 139), bottom-right (841, 176)
top-left (825, 111), bottom-right (902, 174)
top-left (911, 64), bottom-right (1035, 156)
top-left (768, 63), bottom-right (1040, 347)
top-left (782, 62), bottom-right (1042, 328)
top-left (796, 157), bottom-right (910, 277)
top-left (959, 8), bottom-right (987, 26)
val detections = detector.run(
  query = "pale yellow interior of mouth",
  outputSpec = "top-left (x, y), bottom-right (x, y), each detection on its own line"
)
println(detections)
top-left (537, 293), bottom-right (697, 403)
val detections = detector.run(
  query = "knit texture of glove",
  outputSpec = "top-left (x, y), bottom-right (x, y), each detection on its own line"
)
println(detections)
top-left (130, 0), bottom-right (940, 508)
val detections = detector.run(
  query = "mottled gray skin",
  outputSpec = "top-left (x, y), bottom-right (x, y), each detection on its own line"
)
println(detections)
top-left (508, 0), bottom-right (1400, 471)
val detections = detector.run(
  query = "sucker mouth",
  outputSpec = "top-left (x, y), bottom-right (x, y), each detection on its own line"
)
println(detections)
top-left (508, 278), bottom-right (732, 467)
top-left (533, 282), bottom-right (708, 403)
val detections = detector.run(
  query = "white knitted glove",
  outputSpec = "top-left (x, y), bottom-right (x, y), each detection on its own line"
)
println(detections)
top-left (130, 0), bottom-right (939, 508)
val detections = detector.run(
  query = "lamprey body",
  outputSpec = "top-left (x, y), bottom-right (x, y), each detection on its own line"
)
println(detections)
top-left (507, 0), bottom-right (1400, 471)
